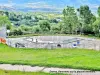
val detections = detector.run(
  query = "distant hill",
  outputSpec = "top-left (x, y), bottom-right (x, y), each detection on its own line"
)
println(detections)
top-left (0, 0), bottom-right (99, 14)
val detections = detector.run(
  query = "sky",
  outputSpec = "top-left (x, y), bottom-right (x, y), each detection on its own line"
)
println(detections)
top-left (0, 0), bottom-right (100, 14)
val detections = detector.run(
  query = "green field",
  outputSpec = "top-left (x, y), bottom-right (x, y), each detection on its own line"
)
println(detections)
top-left (0, 69), bottom-right (65, 75)
top-left (8, 33), bottom-right (100, 40)
top-left (0, 44), bottom-right (100, 71)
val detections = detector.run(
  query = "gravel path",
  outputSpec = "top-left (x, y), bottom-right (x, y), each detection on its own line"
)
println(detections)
top-left (0, 64), bottom-right (100, 75)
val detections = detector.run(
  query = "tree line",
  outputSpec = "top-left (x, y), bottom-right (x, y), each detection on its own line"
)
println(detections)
top-left (0, 5), bottom-right (100, 37)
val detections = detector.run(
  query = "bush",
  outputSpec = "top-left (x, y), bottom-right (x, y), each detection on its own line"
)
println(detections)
top-left (32, 26), bottom-right (41, 34)
top-left (39, 20), bottom-right (51, 32)
top-left (9, 29), bottom-right (23, 36)
top-left (51, 25), bottom-right (61, 34)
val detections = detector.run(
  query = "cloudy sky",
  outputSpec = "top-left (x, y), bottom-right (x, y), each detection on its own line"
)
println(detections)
top-left (0, 0), bottom-right (100, 14)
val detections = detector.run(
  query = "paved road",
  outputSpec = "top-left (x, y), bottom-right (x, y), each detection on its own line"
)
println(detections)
top-left (0, 64), bottom-right (99, 75)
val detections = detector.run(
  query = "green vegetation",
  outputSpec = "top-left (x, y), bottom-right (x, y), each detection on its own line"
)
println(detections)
top-left (62, 6), bottom-right (79, 34)
top-left (0, 69), bottom-right (65, 75)
top-left (0, 44), bottom-right (100, 71)
top-left (0, 5), bottom-right (100, 37)
top-left (0, 15), bottom-right (11, 29)
top-left (39, 20), bottom-right (50, 32)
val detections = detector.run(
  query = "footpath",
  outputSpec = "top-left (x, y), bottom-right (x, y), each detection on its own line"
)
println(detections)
top-left (0, 64), bottom-right (100, 75)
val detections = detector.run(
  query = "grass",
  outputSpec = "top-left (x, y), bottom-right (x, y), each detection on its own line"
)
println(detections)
top-left (8, 33), bottom-right (100, 40)
top-left (8, 33), bottom-right (72, 38)
top-left (0, 44), bottom-right (100, 71)
top-left (8, 33), bottom-right (79, 38)
top-left (0, 69), bottom-right (66, 75)
top-left (8, 34), bottom-right (41, 38)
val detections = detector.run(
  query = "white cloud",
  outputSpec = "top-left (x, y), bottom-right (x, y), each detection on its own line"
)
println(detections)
top-left (25, 1), bottom-right (62, 11)
top-left (0, 0), bottom-right (98, 14)
top-left (89, 4), bottom-right (98, 9)
top-left (0, 0), bottom-right (16, 9)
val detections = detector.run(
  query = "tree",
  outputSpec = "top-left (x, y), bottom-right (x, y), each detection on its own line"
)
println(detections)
top-left (0, 11), bottom-right (4, 15)
top-left (39, 20), bottom-right (50, 32)
top-left (32, 25), bottom-right (41, 33)
top-left (12, 29), bottom-right (23, 36)
top-left (98, 6), bottom-right (100, 17)
top-left (93, 17), bottom-right (100, 36)
top-left (51, 24), bottom-right (61, 34)
top-left (0, 15), bottom-right (11, 30)
top-left (62, 6), bottom-right (79, 34)
top-left (77, 5), bottom-right (96, 34)
top-left (20, 25), bottom-right (30, 31)
top-left (17, 29), bottom-right (23, 35)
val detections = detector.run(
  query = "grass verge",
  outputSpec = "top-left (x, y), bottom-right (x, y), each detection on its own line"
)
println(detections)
top-left (0, 44), bottom-right (100, 71)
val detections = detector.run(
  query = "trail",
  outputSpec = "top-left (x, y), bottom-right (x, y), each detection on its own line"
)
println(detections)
top-left (0, 64), bottom-right (100, 75)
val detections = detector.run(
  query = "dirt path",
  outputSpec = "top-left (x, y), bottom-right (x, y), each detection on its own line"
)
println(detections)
top-left (0, 64), bottom-right (100, 75)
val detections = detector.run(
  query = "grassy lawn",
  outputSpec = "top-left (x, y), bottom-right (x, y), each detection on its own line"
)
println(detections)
top-left (8, 34), bottom-right (81, 38)
top-left (8, 34), bottom-right (100, 40)
top-left (0, 69), bottom-right (66, 75)
top-left (0, 44), bottom-right (100, 71)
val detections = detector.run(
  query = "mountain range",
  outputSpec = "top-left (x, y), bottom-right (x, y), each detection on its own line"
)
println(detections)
top-left (0, 0), bottom-right (100, 14)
